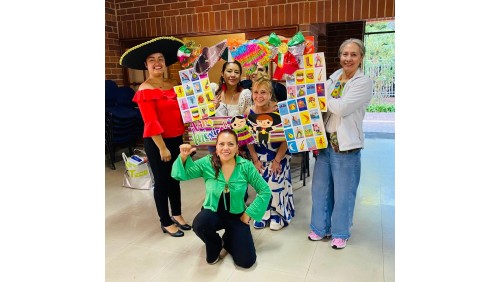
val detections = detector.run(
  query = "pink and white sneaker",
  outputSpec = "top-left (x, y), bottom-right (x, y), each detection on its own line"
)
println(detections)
top-left (308, 231), bottom-right (330, 241)
top-left (330, 238), bottom-right (348, 249)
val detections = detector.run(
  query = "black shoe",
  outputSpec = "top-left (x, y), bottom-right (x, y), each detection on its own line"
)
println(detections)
top-left (161, 225), bottom-right (184, 237)
top-left (171, 216), bottom-right (192, 231)
top-left (207, 256), bottom-right (221, 265)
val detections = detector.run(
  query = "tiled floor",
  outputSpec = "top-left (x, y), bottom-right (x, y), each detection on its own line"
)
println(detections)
top-left (105, 136), bottom-right (394, 282)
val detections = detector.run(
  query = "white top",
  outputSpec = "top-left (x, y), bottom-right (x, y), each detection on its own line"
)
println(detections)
top-left (210, 82), bottom-right (252, 117)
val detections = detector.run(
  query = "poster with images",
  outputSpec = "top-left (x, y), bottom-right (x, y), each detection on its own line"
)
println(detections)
top-left (279, 52), bottom-right (328, 152)
top-left (284, 52), bottom-right (327, 112)
top-left (174, 68), bottom-right (216, 123)
top-left (186, 114), bottom-right (285, 146)
top-left (246, 112), bottom-right (285, 146)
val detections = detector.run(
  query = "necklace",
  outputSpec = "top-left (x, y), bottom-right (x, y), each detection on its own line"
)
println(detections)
top-left (224, 91), bottom-right (238, 105)
top-left (222, 91), bottom-right (238, 116)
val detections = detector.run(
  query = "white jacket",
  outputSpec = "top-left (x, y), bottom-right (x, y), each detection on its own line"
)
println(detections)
top-left (324, 68), bottom-right (373, 151)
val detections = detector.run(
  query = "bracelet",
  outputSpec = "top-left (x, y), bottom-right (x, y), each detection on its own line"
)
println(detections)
top-left (273, 159), bottom-right (280, 164)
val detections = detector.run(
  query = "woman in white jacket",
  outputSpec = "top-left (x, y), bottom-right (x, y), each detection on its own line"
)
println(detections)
top-left (307, 38), bottom-right (373, 249)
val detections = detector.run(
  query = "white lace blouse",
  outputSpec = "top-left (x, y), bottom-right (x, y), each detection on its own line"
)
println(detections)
top-left (210, 82), bottom-right (252, 117)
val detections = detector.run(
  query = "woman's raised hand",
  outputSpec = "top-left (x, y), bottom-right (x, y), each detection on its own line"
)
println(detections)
top-left (179, 144), bottom-right (196, 163)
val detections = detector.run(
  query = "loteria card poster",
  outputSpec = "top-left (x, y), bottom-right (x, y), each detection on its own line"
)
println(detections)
top-left (186, 113), bottom-right (285, 146)
top-left (277, 66), bottom-right (328, 153)
top-left (277, 101), bottom-right (328, 153)
top-left (284, 52), bottom-right (327, 112)
top-left (174, 68), bottom-right (216, 123)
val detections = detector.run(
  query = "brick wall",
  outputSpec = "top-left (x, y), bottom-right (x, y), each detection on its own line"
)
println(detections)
top-left (105, 0), bottom-right (124, 86)
top-left (324, 21), bottom-right (365, 75)
top-left (106, 0), bottom-right (394, 85)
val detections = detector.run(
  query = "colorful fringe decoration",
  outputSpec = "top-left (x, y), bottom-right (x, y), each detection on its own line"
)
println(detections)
top-left (232, 40), bottom-right (272, 75)
top-left (223, 38), bottom-right (245, 61)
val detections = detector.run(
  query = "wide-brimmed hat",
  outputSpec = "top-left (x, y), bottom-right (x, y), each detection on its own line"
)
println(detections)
top-left (120, 36), bottom-right (184, 70)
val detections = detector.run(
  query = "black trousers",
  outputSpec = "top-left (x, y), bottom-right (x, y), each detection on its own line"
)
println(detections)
top-left (144, 135), bottom-right (183, 227)
top-left (193, 209), bottom-right (256, 268)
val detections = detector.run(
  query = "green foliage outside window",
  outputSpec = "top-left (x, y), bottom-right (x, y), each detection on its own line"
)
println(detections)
top-left (365, 21), bottom-right (395, 33)
top-left (364, 20), bottom-right (395, 110)
top-left (366, 103), bottom-right (395, 112)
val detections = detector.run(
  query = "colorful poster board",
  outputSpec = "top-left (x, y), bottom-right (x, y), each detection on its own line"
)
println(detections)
top-left (277, 100), bottom-right (328, 153)
top-left (174, 68), bottom-right (216, 123)
top-left (187, 114), bottom-right (285, 146)
top-left (284, 52), bottom-right (327, 112)
top-left (278, 53), bottom-right (329, 153)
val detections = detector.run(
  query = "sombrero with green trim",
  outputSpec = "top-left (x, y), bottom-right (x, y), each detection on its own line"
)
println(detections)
top-left (119, 36), bottom-right (184, 70)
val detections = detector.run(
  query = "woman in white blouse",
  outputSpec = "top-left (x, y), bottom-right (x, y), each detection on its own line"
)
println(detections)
top-left (211, 60), bottom-right (252, 117)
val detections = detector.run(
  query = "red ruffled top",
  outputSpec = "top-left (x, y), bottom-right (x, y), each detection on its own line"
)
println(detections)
top-left (132, 88), bottom-right (185, 138)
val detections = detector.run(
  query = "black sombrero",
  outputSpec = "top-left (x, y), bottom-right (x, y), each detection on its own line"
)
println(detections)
top-left (120, 36), bottom-right (184, 70)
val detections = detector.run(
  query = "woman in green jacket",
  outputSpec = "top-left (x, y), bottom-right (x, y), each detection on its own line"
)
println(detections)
top-left (172, 129), bottom-right (271, 268)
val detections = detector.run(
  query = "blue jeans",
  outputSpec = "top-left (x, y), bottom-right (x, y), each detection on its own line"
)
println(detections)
top-left (310, 145), bottom-right (361, 239)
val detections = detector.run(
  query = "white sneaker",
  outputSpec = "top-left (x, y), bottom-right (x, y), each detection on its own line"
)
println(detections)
top-left (269, 215), bottom-right (287, 231)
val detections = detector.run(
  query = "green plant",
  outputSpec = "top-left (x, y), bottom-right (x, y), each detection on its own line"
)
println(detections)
top-left (364, 20), bottom-right (395, 102)
top-left (366, 103), bottom-right (395, 113)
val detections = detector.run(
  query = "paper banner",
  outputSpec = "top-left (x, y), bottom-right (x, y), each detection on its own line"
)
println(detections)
top-left (187, 114), bottom-right (285, 146)
top-left (175, 67), bottom-right (216, 123)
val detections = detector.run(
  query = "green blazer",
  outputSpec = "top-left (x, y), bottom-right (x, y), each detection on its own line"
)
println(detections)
top-left (171, 154), bottom-right (271, 221)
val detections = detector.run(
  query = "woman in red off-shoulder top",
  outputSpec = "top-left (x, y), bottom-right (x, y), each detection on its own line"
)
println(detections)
top-left (120, 37), bottom-right (191, 237)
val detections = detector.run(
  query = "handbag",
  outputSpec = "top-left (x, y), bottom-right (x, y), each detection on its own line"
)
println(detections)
top-left (122, 150), bottom-right (154, 190)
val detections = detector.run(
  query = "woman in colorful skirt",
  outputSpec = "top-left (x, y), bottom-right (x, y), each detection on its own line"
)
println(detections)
top-left (244, 73), bottom-right (294, 231)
